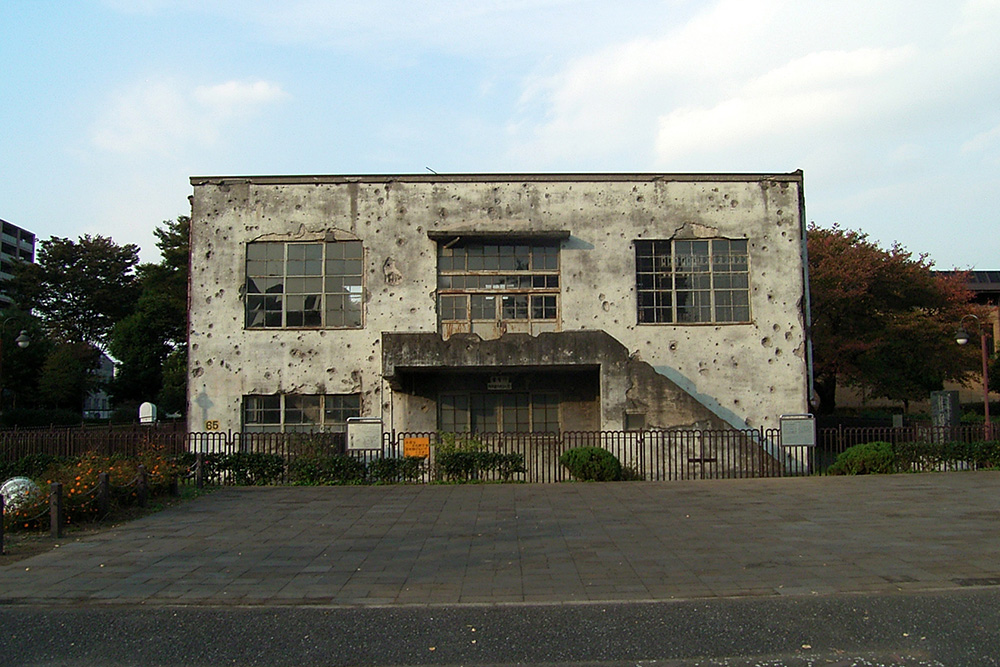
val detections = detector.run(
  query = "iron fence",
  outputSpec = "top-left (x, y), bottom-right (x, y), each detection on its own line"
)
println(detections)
top-left (1, 423), bottom-right (996, 483)
top-left (384, 429), bottom-right (813, 482)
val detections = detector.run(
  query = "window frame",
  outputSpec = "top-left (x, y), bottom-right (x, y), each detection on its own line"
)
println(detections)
top-left (635, 238), bottom-right (751, 325)
top-left (242, 393), bottom-right (362, 432)
top-left (438, 391), bottom-right (561, 434)
top-left (245, 240), bottom-right (364, 330)
top-left (437, 240), bottom-right (561, 329)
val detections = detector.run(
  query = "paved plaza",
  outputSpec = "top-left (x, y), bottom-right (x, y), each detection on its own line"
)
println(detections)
top-left (2, 472), bottom-right (1000, 606)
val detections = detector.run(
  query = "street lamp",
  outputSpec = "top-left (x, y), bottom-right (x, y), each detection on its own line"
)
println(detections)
top-left (955, 314), bottom-right (992, 437)
top-left (0, 317), bottom-right (30, 412)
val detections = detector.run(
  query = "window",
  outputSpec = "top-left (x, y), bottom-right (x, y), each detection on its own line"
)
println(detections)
top-left (437, 241), bottom-right (560, 331)
top-left (243, 394), bottom-right (361, 432)
top-left (245, 241), bottom-right (363, 329)
top-left (635, 239), bottom-right (750, 324)
top-left (438, 392), bottom-right (560, 434)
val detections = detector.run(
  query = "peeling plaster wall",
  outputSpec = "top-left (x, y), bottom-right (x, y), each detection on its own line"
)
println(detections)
top-left (187, 174), bottom-right (809, 432)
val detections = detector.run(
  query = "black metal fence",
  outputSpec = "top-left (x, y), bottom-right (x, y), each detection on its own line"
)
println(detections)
top-left (1, 423), bottom-right (995, 483)
top-left (383, 429), bottom-right (809, 482)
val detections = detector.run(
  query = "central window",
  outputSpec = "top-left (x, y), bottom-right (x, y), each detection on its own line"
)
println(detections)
top-left (245, 241), bottom-right (363, 329)
top-left (635, 239), bottom-right (750, 324)
top-left (439, 392), bottom-right (560, 434)
top-left (437, 241), bottom-right (560, 336)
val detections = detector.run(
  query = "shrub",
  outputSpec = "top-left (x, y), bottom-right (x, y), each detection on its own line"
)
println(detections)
top-left (288, 454), bottom-right (365, 485)
top-left (432, 434), bottom-right (526, 482)
top-left (218, 453), bottom-right (286, 485)
top-left (2, 447), bottom-right (183, 532)
top-left (174, 452), bottom-right (226, 483)
top-left (368, 456), bottom-right (425, 484)
top-left (0, 453), bottom-right (66, 481)
top-left (494, 452), bottom-right (527, 481)
top-left (559, 446), bottom-right (622, 481)
top-left (894, 440), bottom-right (1000, 472)
top-left (826, 441), bottom-right (896, 475)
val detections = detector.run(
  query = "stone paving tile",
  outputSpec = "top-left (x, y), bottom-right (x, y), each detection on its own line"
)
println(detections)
top-left (3, 473), bottom-right (1000, 606)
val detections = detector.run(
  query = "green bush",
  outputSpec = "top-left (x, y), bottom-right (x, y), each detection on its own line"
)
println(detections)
top-left (0, 453), bottom-right (67, 481)
top-left (218, 452), bottom-right (286, 485)
top-left (288, 454), bottom-right (365, 485)
top-left (826, 441), bottom-right (896, 475)
top-left (494, 452), bottom-right (527, 481)
top-left (432, 434), bottom-right (526, 482)
top-left (368, 456), bottom-right (426, 484)
top-left (559, 446), bottom-right (622, 481)
top-left (894, 440), bottom-right (1000, 471)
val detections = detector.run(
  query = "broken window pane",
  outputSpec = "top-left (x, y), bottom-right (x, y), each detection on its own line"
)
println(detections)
top-left (635, 239), bottom-right (750, 324)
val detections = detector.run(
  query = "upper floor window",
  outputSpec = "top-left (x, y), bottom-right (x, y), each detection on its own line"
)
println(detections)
top-left (635, 238), bottom-right (750, 324)
top-left (245, 241), bottom-right (363, 329)
top-left (437, 241), bottom-right (560, 337)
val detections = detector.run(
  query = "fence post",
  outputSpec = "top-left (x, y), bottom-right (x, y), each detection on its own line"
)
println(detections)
top-left (50, 482), bottom-right (63, 539)
top-left (98, 472), bottom-right (110, 517)
top-left (1, 495), bottom-right (5, 555)
top-left (137, 465), bottom-right (148, 508)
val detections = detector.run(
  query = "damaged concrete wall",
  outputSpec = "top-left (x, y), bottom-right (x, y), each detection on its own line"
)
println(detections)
top-left (187, 173), bottom-right (809, 433)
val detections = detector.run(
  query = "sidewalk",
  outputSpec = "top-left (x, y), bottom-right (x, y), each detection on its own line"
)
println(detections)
top-left (2, 472), bottom-right (999, 606)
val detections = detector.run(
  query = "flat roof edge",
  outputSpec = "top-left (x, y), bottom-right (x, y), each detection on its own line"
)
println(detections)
top-left (190, 171), bottom-right (804, 186)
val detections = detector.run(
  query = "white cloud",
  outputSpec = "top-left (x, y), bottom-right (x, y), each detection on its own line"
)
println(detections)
top-left (91, 78), bottom-right (287, 155)
top-left (656, 46), bottom-right (915, 163)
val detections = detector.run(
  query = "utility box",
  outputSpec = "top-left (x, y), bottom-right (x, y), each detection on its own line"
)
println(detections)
top-left (139, 402), bottom-right (157, 424)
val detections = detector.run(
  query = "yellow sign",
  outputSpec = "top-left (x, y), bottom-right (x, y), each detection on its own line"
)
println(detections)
top-left (403, 437), bottom-right (430, 458)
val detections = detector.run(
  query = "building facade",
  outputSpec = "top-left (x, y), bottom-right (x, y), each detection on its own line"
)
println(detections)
top-left (187, 173), bottom-right (811, 436)
top-left (0, 219), bottom-right (35, 308)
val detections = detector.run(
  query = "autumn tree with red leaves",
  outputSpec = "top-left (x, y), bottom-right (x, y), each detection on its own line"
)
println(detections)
top-left (807, 223), bottom-right (985, 413)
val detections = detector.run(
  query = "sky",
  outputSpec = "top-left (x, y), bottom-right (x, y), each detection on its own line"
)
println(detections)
top-left (1, 0), bottom-right (998, 268)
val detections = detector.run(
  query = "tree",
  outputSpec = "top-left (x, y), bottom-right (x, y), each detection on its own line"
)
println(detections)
top-left (107, 216), bottom-right (189, 413)
top-left (10, 235), bottom-right (140, 346)
top-left (38, 342), bottom-right (102, 412)
top-left (0, 308), bottom-right (50, 413)
top-left (808, 223), bottom-right (985, 412)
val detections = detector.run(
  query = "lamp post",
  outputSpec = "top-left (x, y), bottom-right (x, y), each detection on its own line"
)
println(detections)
top-left (0, 317), bottom-right (30, 412)
top-left (955, 314), bottom-right (992, 438)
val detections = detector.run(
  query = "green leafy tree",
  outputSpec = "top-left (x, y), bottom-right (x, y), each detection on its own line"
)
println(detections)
top-left (108, 216), bottom-right (189, 414)
top-left (808, 223), bottom-right (984, 412)
top-left (38, 342), bottom-right (102, 412)
top-left (10, 234), bottom-right (140, 346)
top-left (0, 309), bottom-right (50, 412)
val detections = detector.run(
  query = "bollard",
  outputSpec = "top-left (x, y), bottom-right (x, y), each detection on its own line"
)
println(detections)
top-left (137, 465), bottom-right (148, 508)
top-left (1, 495), bottom-right (5, 555)
top-left (195, 452), bottom-right (204, 489)
top-left (98, 472), bottom-right (110, 518)
top-left (50, 482), bottom-right (63, 539)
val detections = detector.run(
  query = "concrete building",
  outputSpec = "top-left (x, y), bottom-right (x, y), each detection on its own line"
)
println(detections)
top-left (0, 219), bottom-right (35, 307)
top-left (187, 173), bottom-right (811, 436)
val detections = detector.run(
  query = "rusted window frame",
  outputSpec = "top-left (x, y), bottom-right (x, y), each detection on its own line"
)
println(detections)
top-left (436, 240), bottom-right (561, 333)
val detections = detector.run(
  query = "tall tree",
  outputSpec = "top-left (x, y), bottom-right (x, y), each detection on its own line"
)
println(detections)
top-left (108, 216), bottom-right (189, 413)
top-left (808, 223), bottom-right (984, 412)
top-left (38, 341), bottom-right (102, 412)
top-left (0, 308), bottom-right (49, 414)
top-left (10, 234), bottom-right (140, 346)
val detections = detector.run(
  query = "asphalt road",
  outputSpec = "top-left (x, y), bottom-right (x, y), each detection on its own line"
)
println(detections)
top-left (2, 588), bottom-right (998, 665)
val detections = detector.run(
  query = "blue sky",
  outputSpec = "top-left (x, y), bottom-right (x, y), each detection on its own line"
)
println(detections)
top-left (2, 0), bottom-right (998, 268)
